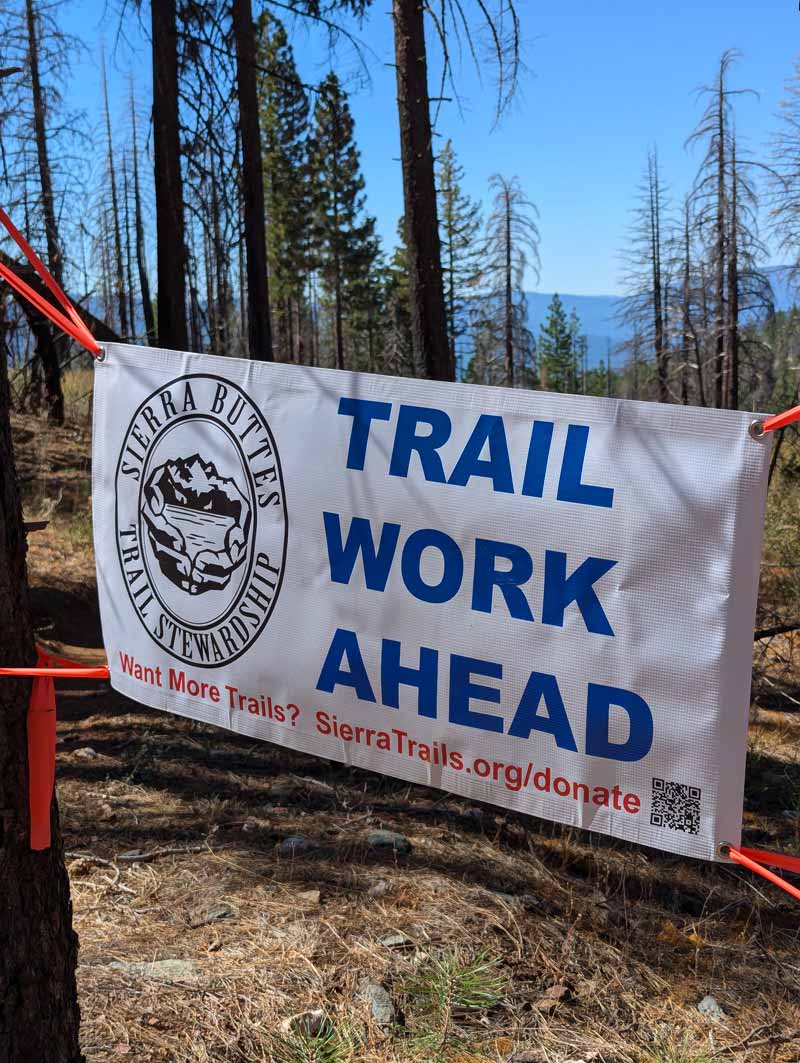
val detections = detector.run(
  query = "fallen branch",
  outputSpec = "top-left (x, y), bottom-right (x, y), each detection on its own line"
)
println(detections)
top-left (0, 249), bottom-right (122, 346)
top-left (754, 621), bottom-right (800, 640)
top-left (116, 844), bottom-right (217, 863)
top-left (720, 1023), bottom-right (800, 1053)
top-left (65, 851), bottom-right (115, 866)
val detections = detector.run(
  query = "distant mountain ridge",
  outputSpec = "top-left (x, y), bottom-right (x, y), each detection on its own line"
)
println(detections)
top-left (525, 265), bottom-right (798, 366)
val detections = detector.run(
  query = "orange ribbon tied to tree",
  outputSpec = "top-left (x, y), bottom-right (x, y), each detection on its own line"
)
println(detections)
top-left (0, 649), bottom-right (109, 850)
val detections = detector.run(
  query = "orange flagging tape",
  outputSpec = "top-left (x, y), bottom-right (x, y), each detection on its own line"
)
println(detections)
top-left (0, 648), bottom-right (109, 850)
top-left (762, 405), bottom-right (800, 434)
top-left (727, 846), bottom-right (800, 902)
top-left (0, 207), bottom-right (100, 356)
top-left (27, 654), bottom-right (56, 850)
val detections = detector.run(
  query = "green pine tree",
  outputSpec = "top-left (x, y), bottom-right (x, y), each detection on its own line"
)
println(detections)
top-left (382, 217), bottom-right (416, 376)
top-left (257, 12), bottom-right (310, 362)
top-left (538, 294), bottom-right (578, 393)
top-left (437, 139), bottom-right (482, 378)
top-left (345, 236), bottom-right (384, 373)
top-left (307, 72), bottom-right (377, 370)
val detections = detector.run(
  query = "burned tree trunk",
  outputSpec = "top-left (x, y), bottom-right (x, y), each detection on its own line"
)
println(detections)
top-left (726, 139), bottom-right (739, 410)
top-left (504, 185), bottom-right (514, 387)
top-left (122, 158), bottom-right (136, 339)
top-left (0, 336), bottom-right (83, 1060)
top-left (714, 65), bottom-right (726, 409)
top-left (151, 0), bottom-right (188, 350)
top-left (391, 0), bottom-right (451, 381)
top-left (101, 49), bottom-right (128, 339)
top-left (231, 0), bottom-right (273, 361)
top-left (24, 0), bottom-right (65, 423)
top-left (131, 93), bottom-right (156, 346)
top-left (649, 152), bottom-right (667, 403)
top-left (680, 200), bottom-right (699, 406)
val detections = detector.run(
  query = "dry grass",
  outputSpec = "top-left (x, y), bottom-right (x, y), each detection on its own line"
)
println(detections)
top-left (754, 428), bottom-right (800, 712)
top-left (53, 711), bottom-right (800, 1063)
top-left (10, 405), bottom-right (800, 1063)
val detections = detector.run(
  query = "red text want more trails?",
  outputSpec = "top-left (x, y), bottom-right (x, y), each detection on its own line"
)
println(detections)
top-left (117, 651), bottom-right (300, 724)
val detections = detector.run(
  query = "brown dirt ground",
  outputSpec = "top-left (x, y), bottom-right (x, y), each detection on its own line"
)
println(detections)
top-left (11, 409), bottom-right (800, 1063)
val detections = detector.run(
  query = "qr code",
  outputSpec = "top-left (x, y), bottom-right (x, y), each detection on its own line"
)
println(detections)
top-left (650, 778), bottom-right (701, 835)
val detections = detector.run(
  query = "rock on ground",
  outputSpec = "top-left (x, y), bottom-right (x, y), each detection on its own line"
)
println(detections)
top-left (358, 980), bottom-right (396, 1026)
top-left (366, 829), bottom-right (412, 855)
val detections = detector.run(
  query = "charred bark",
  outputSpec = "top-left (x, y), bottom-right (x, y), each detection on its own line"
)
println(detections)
top-left (24, 0), bottom-right (65, 423)
top-left (131, 96), bottom-right (156, 346)
top-left (151, 0), bottom-right (188, 350)
top-left (101, 50), bottom-right (128, 339)
top-left (232, 0), bottom-right (273, 361)
top-left (726, 141), bottom-right (740, 410)
top-left (504, 185), bottom-right (513, 387)
top-left (0, 327), bottom-right (82, 1061)
top-left (392, 0), bottom-right (451, 381)
top-left (714, 68), bottom-right (726, 409)
top-left (649, 154), bottom-right (667, 403)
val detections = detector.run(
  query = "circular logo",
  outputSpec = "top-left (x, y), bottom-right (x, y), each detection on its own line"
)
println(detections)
top-left (115, 374), bottom-right (287, 666)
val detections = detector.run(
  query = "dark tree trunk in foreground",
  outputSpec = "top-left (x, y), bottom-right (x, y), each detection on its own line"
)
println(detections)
top-left (151, 0), bottom-right (188, 350)
top-left (392, 0), bottom-right (452, 380)
top-left (0, 352), bottom-right (82, 1060)
top-left (24, 0), bottom-right (65, 423)
top-left (232, 0), bottom-right (273, 361)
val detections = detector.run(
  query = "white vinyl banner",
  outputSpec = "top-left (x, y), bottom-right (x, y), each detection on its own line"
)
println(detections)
top-left (92, 343), bottom-right (771, 861)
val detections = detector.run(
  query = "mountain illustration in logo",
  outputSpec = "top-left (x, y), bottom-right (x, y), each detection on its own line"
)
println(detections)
top-left (142, 454), bottom-right (252, 595)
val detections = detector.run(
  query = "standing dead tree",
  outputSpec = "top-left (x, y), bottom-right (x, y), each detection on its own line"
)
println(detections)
top-left (391, 0), bottom-right (521, 382)
top-left (0, 0), bottom-right (83, 421)
top-left (476, 173), bottom-right (539, 388)
top-left (686, 51), bottom-right (736, 408)
top-left (130, 85), bottom-right (156, 345)
top-left (178, 1), bottom-right (243, 356)
top-left (24, 0), bottom-right (67, 419)
top-left (232, 0), bottom-right (272, 360)
top-left (392, 0), bottom-right (450, 380)
top-left (671, 194), bottom-right (705, 405)
top-left (151, 0), bottom-right (189, 349)
top-left (100, 46), bottom-right (129, 339)
top-left (770, 58), bottom-right (800, 288)
top-left (685, 50), bottom-right (771, 409)
top-left (617, 147), bottom-right (671, 403)
top-left (688, 52), bottom-right (772, 409)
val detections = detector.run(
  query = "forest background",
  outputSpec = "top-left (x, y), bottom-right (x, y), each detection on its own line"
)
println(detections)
top-left (3, 3), bottom-right (800, 1059)
top-left (3, 0), bottom-right (800, 417)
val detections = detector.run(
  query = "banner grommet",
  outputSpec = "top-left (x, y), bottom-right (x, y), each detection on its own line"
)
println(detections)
top-left (748, 419), bottom-right (766, 440)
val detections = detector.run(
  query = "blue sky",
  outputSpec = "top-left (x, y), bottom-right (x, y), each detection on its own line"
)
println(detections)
top-left (62, 0), bottom-right (798, 295)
